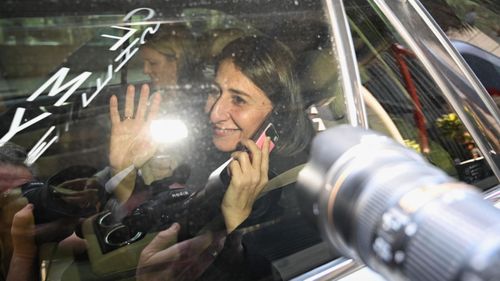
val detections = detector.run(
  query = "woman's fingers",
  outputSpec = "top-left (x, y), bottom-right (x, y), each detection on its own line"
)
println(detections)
top-left (124, 85), bottom-right (136, 119)
top-left (135, 84), bottom-right (150, 122)
top-left (259, 137), bottom-right (270, 188)
top-left (241, 139), bottom-right (262, 170)
top-left (231, 151), bottom-right (251, 172)
top-left (147, 92), bottom-right (162, 121)
top-left (110, 84), bottom-right (160, 123)
top-left (109, 95), bottom-right (120, 125)
top-left (228, 156), bottom-right (243, 182)
top-left (236, 139), bottom-right (269, 185)
top-left (222, 139), bottom-right (271, 233)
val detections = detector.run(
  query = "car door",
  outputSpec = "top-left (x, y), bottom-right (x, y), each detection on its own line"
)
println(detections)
top-left (0, 1), bottom-right (498, 281)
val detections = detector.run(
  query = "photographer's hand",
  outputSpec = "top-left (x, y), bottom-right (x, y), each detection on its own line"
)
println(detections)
top-left (109, 84), bottom-right (161, 173)
top-left (10, 204), bottom-right (36, 258)
top-left (222, 138), bottom-right (270, 233)
top-left (7, 204), bottom-right (36, 281)
top-left (137, 223), bottom-right (220, 281)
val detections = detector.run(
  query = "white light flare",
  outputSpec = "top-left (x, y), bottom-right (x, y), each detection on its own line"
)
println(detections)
top-left (150, 119), bottom-right (188, 144)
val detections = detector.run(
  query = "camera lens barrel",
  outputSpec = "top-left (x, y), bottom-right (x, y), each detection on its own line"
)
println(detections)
top-left (298, 125), bottom-right (500, 281)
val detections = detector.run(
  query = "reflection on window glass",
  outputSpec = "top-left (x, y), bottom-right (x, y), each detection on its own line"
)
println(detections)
top-left (0, 1), bottom-right (350, 281)
top-left (346, 0), bottom-right (498, 189)
top-left (0, 16), bottom-right (123, 97)
top-left (421, 1), bottom-right (500, 107)
top-left (2, 1), bottom-right (499, 280)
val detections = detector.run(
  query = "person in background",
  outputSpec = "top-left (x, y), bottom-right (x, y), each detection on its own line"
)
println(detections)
top-left (140, 23), bottom-right (203, 101)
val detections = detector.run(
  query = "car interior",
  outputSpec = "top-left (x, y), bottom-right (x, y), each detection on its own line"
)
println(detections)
top-left (0, 1), bottom-right (498, 280)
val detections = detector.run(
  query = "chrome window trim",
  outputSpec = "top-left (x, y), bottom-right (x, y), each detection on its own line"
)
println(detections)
top-left (370, 0), bottom-right (500, 181)
top-left (290, 2), bottom-right (371, 279)
top-left (296, 0), bottom-right (500, 279)
top-left (484, 185), bottom-right (500, 208)
top-left (291, 257), bottom-right (364, 281)
top-left (323, 0), bottom-right (368, 128)
top-left (409, 0), bottom-right (500, 121)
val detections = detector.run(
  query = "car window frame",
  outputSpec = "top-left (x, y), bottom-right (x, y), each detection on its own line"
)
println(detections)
top-left (331, 0), bottom-right (499, 184)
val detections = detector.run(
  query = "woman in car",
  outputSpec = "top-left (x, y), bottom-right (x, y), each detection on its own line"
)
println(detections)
top-left (204, 35), bottom-right (314, 232)
top-left (111, 35), bottom-right (316, 280)
top-left (111, 35), bottom-right (312, 229)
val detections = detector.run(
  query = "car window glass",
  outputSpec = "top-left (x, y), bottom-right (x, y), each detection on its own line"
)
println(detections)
top-left (0, 16), bottom-right (124, 97)
top-left (0, 1), bottom-right (498, 280)
top-left (422, 1), bottom-right (500, 107)
top-left (0, 1), bottom-right (351, 280)
top-left (345, 0), bottom-right (499, 190)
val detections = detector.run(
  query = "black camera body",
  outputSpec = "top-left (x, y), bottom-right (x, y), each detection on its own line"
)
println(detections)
top-left (297, 126), bottom-right (500, 281)
top-left (92, 160), bottom-right (232, 254)
top-left (21, 165), bottom-right (102, 224)
top-left (92, 187), bottom-right (190, 254)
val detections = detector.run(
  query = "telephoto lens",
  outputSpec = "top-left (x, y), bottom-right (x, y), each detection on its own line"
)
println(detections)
top-left (297, 125), bottom-right (500, 281)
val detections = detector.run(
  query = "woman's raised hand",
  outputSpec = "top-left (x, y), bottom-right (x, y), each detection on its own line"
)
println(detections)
top-left (221, 137), bottom-right (270, 233)
top-left (109, 84), bottom-right (161, 173)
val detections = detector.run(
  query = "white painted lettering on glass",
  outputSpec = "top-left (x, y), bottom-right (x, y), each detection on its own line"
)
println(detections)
top-left (0, 108), bottom-right (52, 146)
top-left (26, 67), bottom-right (92, 106)
top-left (25, 126), bottom-right (59, 165)
top-left (82, 64), bottom-right (113, 108)
top-left (122, 7), bottom-right (156, 22)
top-left (0, 7), bottom-right (160, 165)
top-left (102, 25), bottom-right (138, 51)
top-left (114, 38), bottom-right (140, 72)
top-left (140, 23), bottom-right (161, 44)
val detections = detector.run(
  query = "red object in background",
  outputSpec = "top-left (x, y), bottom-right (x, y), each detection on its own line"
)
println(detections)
top-left (392, 43), bottom-right (430, 154)
top-left (487, 87), bottom-right (499, 97)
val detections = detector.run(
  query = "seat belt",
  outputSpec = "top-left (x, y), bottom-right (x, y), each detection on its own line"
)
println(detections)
top-left (197, 163), bottom-right (307, 239)
top-left (259, 164), bottom-right (306, 197)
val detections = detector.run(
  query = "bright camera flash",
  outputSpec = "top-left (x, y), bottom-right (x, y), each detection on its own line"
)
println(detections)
top-left (150, 119), bottom-right (188, 143)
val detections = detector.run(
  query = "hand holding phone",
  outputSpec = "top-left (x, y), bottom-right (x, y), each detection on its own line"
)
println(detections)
top-left (236, 122), bottom-right (279, 154)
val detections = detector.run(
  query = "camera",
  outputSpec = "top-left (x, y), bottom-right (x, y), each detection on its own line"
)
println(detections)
top-left (297, 125), bottom-right (500, 281)
top-left (102, 160), bottom-right (230, 252)
top-left (21, 165), bottom-right (103, 224)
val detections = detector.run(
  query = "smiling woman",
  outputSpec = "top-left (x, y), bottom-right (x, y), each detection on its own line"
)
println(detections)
top-left (3, 1), bottom-right (498, 280)
top-left (205, 36), bottom-right (315, 233)
top-left (208, 60), bottom-right (273, 152)
top-left (208, 36), bottom-right (314, 155)
top-left (109, 35), bottom-right (314, 228)
top-left (100, 34), bottom-right (318, 280)
top-left (125, 35), bottom-right (320, 281)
